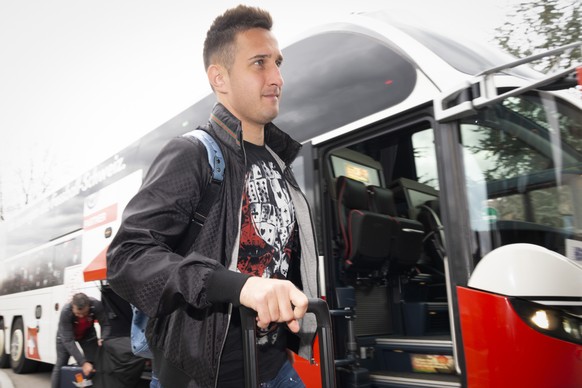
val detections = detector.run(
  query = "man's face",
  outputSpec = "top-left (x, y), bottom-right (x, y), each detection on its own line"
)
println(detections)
top-left (72, 305), bottom-right (90, 318)
top-left (221, 28), bottom-right (284, 131)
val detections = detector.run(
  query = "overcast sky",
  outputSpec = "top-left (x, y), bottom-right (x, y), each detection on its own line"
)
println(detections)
top-left (0, 0), bottom-right (516, 209)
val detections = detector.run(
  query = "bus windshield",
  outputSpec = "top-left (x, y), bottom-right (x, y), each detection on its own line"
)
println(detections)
top-left (459, 91), bottom-right (582, 263)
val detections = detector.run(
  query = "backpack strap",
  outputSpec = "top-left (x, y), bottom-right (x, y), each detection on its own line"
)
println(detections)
top-left (184, 129), bottom-right (225, 182)
top-left (178, 129), bottom-right (225, 253)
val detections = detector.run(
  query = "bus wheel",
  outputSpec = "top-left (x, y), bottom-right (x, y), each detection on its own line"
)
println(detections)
top-left (9, 318), bottom-right (38, 374)
top-left (0, 319), bottom-right (10, 368)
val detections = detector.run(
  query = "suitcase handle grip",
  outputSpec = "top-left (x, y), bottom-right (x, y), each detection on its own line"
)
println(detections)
top-left (240, 298), bottom-right (336, 387)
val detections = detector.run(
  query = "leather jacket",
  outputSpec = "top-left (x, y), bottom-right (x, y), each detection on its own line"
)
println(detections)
top-left (107, 103), bottom-right (318, 387)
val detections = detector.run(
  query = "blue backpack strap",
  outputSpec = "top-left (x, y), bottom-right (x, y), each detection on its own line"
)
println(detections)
top-left (179, 129), bottom-right (225, 244)
top-left (183, 129), bottom-right (225, 182)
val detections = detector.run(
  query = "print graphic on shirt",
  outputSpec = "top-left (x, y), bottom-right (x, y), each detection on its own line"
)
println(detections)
top-left (239, 161), bottom-right (296, 278)
top-left (238, 159), bottom-right (296, 346)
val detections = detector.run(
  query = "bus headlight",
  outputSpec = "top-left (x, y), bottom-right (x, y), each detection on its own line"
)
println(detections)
top-left (531, 310), bottom-right (551, 330)
top-left (510, 297), bottom-right (582, 346)
top-left (563, 317), bottom-right (581, 339)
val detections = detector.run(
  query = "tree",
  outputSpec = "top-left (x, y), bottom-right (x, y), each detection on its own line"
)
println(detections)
top-left (14, 149), bottom-right (55, 206)
top-left (495, 0), bottom-right (581, 73)
top-left (0, 143), bottom-right (58, 220)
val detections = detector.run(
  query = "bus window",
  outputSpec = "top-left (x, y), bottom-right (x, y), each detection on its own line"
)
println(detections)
top-left (277, 31), bottom-right (417, 141)
top-left (411, 129), bottom-right (439, 190)
top-left (487, 193), bottom-right (526, 222)
top-left (53, 236), bottom-right (82, 285)
top-left (530, 186), bottom-right (574, 228)
top-left (459, 92), bottom-right (582, 260)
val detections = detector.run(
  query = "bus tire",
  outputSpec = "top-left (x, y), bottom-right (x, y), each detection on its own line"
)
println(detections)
top-left (0, 318), bottom-right (10, 368)
top-left (9, 318), bottom-right (38, 374)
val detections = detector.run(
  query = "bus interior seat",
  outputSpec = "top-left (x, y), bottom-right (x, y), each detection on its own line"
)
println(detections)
top-left (336, 176), bottom-right (397, 276)
top-left (328, 148), bottom-right (384, 201)
top-left (366, 184), bottom-right (397, 216)
top-left (367, 185), bottom-right (424, 268)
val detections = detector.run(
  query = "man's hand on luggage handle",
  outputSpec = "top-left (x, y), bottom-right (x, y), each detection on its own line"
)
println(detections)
top-left (82, 361), bottom-right (94, 376)
top-left (239, 277), bottom-right (308, 333)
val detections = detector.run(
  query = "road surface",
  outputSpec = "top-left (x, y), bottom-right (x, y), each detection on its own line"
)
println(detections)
top-left (0, 366), bottom-right (52, 388)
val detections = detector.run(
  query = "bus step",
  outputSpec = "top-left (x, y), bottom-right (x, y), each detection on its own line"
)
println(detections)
top-left (369, 371), bottom-right (461, 388)
top-left (372, 336), bottom-right (455, 375)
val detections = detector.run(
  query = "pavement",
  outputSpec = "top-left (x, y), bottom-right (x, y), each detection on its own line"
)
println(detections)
top-left (0, 370), bottom-right (14, 388)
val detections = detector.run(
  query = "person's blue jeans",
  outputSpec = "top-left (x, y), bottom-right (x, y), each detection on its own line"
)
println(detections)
top-left (150, 369), bottom-right (161, 388)
top-left (260, 360), bottom-right (305, 388)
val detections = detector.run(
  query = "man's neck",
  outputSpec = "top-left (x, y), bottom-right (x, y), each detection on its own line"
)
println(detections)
top-left (242, 125), bottom-right (265, 146)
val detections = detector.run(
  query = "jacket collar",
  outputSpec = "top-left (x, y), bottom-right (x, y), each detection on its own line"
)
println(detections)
top-left (207, 103), bottom-right (302, 165)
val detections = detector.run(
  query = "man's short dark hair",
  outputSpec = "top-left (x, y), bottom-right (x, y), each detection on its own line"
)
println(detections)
top-left (203, 5), bottom-right (273, 71)
top-left (72, 292), bottom-right (90, 309)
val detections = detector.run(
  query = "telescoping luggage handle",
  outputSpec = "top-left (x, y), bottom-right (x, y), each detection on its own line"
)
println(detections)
top-left (240, 298), bottom-right (336, 388)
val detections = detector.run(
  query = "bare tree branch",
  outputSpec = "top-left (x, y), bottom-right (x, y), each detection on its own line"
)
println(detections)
top-left (1, 143), bottom-right (59, 215)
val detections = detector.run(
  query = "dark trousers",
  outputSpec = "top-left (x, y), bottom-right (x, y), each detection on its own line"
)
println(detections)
top-left (50, 336), bottom-right (98, 388)
top-left (92, 337), bottom-right (146, 388)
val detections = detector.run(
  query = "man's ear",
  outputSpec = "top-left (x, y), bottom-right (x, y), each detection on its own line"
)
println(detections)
top-left (207, 64), bottom-right (227, 92)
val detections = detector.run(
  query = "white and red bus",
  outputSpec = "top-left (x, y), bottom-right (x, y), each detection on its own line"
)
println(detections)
top-left (1, 12), bottom-right (581, 387)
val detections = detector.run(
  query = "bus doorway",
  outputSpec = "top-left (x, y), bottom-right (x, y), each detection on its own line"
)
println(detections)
top-left (317, 115), bottom-right (460, 386)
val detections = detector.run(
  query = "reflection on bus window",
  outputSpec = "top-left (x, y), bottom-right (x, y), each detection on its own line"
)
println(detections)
top-left (487, 193), bottom-right (526, 222)
top-left (0, 235), bottom-right (82, 296)
top-left (412, 129), bottom-right (439, 190)
top-left (460, 92), bottom-right (582, 261)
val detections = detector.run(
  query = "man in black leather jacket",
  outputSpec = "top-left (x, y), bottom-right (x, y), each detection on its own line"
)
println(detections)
top-left (107, 5), bottom-right (319, 388)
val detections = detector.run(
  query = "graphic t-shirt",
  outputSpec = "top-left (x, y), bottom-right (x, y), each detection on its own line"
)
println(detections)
top-left (218, 141), bottom-right (300, 386)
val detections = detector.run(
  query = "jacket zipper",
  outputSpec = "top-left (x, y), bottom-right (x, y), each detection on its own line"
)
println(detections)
top-left (214, 303), bottom-right (233, 388)
top-left (214, 137), bottom-right (247, 388)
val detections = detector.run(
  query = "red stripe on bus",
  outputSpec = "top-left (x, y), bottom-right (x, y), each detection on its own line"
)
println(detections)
top-left (83, 246), bottom-right (109, 282)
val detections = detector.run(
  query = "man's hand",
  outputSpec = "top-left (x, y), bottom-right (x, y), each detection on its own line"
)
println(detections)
top-left (97, 339), bottom-right (104, 347)
top-left (239, 277), bottom-right (308, 333)
top-left (82, 361), bottom-right (94, 376)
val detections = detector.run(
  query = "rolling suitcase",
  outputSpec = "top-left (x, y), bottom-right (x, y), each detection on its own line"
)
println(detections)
top-left (60, 365), bottom-right (93, 387)
top-left (240, 298), bottom-right (336, 388)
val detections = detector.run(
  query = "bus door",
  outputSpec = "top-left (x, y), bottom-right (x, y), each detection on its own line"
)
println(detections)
top-left (450, 91), bottom-right (582, 387)
top-left (313, 112), bottom-right (462, 387)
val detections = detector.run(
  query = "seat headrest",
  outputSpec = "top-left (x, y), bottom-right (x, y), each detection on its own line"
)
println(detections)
top-left (337, 176), bottom-right (369, 210)
top-left (368, 186), bottom-right (397, 216)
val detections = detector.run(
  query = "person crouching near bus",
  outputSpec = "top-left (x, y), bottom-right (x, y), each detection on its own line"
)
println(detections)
top-left (50, 292), bottom-right (111, 388)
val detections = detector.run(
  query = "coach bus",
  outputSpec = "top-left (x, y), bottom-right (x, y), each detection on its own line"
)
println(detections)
top-left (1, 11), bottom-right (581, 388)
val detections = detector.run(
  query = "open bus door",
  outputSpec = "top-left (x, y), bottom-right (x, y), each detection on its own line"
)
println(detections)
top-left (432, 46), bottom-right (582, 387)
